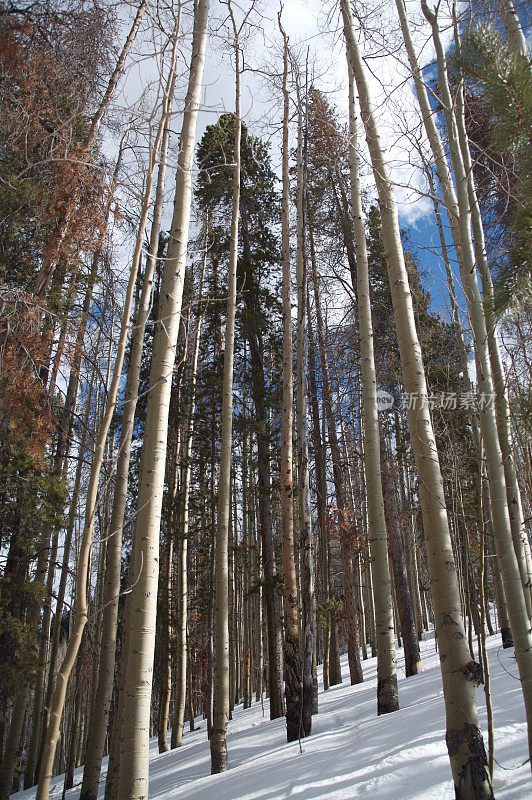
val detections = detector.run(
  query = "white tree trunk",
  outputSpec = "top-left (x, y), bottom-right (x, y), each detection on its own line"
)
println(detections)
top-left (497, 0), bottom-right (530, 58)
top-left (341, 2), bottom-right (493, 795)
top-left (210, 4), bottom-right (241, 775)
top-left (115, 2), bottom-right (209, 796)
top-left (79, 22), bottom-right (181, 799)
top-left (347, 62), bottom-right (401, 710)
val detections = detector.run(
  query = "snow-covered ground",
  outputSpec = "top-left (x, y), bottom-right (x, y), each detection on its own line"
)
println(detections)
top-left (15, 632), bottom-right (530, 799)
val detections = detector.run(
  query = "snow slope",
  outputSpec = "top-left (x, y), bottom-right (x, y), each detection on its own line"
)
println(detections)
top-left (15, 632), bottom-right (531, 800)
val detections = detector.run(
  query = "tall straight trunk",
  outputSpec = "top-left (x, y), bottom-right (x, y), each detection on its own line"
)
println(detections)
top-left (278, 16), bottom-right (301, 744)
top-left (346, 63), bottom-right (398, 710)
top-left (478, 484), bottom-right (495, 780)
top-left (242, 431), bottom-right (252, 709)
top-left (210, 4), bottom-right (240, 774)
top-left (341, 1), bottom-right (493, 795)
top-left (115, 4), bottom-right (209, 797)
top-left (294, 66), bottom-right (315, 731)
top-left (255, 509), bottom-right (264, 703)
top-left (172, 245), bottom-right (206, 748)
top-left (309, 228), bottom-right (362, 686)
top-left (420, 0), bottom-right (532, 766)
top-left (35, 46), bottom-right (170, 797)
top-left (79, 27), bottom-right (180, 798)
top-left (228, 476), bottom-right (236, 714)
top-left (206, 531), bottom-right (215, 737)
top-left (187, 633), bottom-right (196, 729)
top-left (34, 0), bottom-right (148, 298)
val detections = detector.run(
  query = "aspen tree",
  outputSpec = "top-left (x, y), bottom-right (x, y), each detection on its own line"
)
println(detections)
top-left (210, 0), bottom-right (242, 774)
top-left (278, 13), bottom-right (302, 743)
top-left (419, 0), bottom-right (532, 765)
top-left (497, 0), bottom-right (530, 58)
top-left (78, 23), bottom-right (181, 795)
top-left (115, 1), bottom-right (209, 796)
top-left (341, 1), bottom-right (493, 795)
top-left (347, 63), bottom-right (401, 709)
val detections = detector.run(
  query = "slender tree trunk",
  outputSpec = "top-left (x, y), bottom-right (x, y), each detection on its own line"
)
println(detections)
top-left (242, 432), bottom-right (252, 709)
top-left (210, 6), bottom-right (240, 774)
top-left (479, 465), bottom-right (494, 780)
top-left (278, 16), bottom-right (302, 744)
top-left (63, 665), bottom-right (82, 797)
top-left (158, 525), bottom-right (174, 754)
top-left (347, 63), bottom-right (398, 709)
top-left (255, 519), bottom-right (264, 704)
top-left (115, 4), bottom-right (209, 797)
top-left (342, 2), bottom-right (493, 794)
